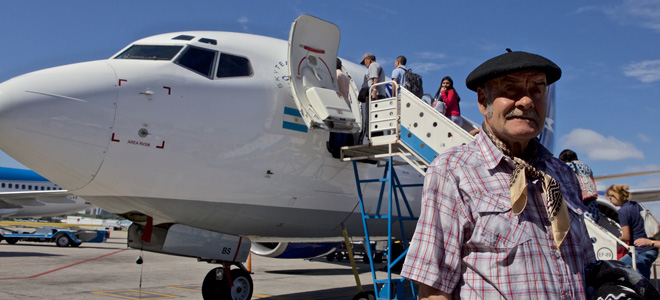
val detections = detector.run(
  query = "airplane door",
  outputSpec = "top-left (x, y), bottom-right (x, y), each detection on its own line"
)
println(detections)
top-left (288, 15), bottom-right (359, 133)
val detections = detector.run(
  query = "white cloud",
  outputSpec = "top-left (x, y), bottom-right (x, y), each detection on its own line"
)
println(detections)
top-left (622, 0), bottom-right (660, 31)
top-left (560, 128), bottom-right (644, 160)
top-left (408, 62), bottom-right (448, 74)
top-left (577, 0), bottom-right (660, 32)
top-left (623, 60), bottom-right (660, 82)
top-left (638, 133), bottom-right (652, 142)
top-left (238, 16), bottom-right (249, 32)
top-left (417, 52), bottom-right (446, 60)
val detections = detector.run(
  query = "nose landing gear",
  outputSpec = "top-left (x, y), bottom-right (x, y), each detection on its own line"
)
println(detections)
top-left (202, 263), bottom-right (253, 300)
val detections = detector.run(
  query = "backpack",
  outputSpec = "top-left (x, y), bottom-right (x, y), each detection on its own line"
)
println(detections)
top-left (402, 68), bottom-right (423, 98)
top-left (639, 203), bottom-right (660, 240)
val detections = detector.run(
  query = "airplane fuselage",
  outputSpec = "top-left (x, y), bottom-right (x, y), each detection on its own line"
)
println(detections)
top-left (0, 31), bottom-right (424, 240)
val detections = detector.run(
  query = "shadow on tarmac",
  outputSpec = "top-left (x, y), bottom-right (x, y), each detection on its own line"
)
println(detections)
top-left (254, 285), bottom-right (377, 300)
top-left (0, 251), bottom-right (62, 257)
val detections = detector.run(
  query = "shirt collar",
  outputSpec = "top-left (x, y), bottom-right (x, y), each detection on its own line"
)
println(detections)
top-left (476, 129), bottom-right (554, 170)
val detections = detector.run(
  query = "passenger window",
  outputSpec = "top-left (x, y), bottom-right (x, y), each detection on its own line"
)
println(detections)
top-left (176, 46), bottom-right (216, 78)
top-left (217, 53), bottom-right (253, 78)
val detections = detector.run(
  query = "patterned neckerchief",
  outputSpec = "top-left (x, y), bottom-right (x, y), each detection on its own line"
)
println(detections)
top-left (482, 122), bottom-right (571, 250)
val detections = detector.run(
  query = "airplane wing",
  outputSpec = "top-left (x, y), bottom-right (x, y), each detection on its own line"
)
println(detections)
top-left (0, 190), bottom-right (75, 206)
top-left (629, 186), bottom-right (660, 203)
top-left (0, 190), bottom-right (92, 218)
top-left (594, 170), bottom-right (660, 181)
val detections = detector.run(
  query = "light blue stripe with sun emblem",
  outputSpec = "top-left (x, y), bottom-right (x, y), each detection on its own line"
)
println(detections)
top-left (282, 107), bottom-right (308, 132)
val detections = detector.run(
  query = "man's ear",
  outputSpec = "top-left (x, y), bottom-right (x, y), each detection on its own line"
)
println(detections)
top-left (477, 87), bottom-right (488, 116)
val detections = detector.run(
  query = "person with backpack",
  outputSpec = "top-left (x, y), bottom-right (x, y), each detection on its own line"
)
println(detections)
top-left (433, 76), bottom-right (462, 126)
top-left (391, 55), bottom-right (408, 88)
top-left (391, 55), bottom-right (424, 99)
top-left (607, 183), bottom-right (659, 280)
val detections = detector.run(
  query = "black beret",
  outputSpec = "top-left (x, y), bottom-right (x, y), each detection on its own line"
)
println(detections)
top-left (465, 51), bottom-right (561, 92)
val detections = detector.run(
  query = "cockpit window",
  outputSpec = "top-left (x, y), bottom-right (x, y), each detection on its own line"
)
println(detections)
top-left (114, 45), bottom-right (182, 60)
top-left (217, 53), bottom-right (253, 78)
top-left (175, 46), bottom-right (217, 78)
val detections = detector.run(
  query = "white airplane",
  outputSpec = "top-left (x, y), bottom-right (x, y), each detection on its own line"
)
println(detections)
top-left (0, 15), bottom-right (425, 299)
top-left (0, 14), bottom-right (655, 299)
top-left (0, 166), bottom-right (93, 218)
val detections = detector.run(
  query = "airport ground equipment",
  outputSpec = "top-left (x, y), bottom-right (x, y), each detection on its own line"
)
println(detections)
top-left (341, 83), bottom-right (476, 300)
top-left (0, 225), bottom-right (107, 246)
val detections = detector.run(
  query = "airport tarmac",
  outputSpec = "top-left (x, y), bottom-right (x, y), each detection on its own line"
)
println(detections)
top-left (0, 230), bottom-right (409, 300)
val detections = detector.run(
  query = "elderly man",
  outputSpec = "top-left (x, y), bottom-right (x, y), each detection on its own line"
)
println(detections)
top-left (401, 50), bottom-right (596, 299)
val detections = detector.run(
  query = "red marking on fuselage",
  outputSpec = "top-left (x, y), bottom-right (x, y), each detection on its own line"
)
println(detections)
top-left (163, 86), bottom-right (171, 95)
top-left (142, 216), bottom-right (153, 243)
top-left (111, 133), bottom-right (120, 142)
top-left (156, 141), bottom-right (165, 149)
top-left (232, 236), bottom-right (243, 262)
top-left (118, 79), bottom-right (127, 86)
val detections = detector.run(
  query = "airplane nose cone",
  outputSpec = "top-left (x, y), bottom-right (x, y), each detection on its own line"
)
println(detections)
top-left (0, 61), bottom-right (117, 190)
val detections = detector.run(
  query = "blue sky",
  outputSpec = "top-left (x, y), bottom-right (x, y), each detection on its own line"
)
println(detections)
top-left (1, 0), bottom-right (659, 192)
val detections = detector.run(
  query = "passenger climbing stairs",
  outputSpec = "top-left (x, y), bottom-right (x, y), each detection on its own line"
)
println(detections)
top-left (341, 83), bottom-right (476, 173)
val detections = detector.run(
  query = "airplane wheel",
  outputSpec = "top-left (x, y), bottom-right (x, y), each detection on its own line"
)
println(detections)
top-left (352, 290), bottom-right (376, 300)
top-left (326, 253), bottom-right (335, 261)
top-left (202, 267), bottom-right (253, 300)
top-left (5, 238), bottom-right (18, 245)
top-left (228, 269), bottom-right (253, 300)
top-left (55, 235), bottom-right (71, 247)
top-left (70, 242), bottom-right (81, 247)
top-left (202, 267), bottom-right (229, 299)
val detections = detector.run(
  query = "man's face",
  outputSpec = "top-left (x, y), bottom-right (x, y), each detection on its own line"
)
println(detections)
top-left (364, 57), bottom-right (371, 67)
top-left (478, 70), bottom-right (548, 146)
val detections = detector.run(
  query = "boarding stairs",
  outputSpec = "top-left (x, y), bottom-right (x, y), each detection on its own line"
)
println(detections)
top-left (340, 82), bottom-right (476, 300)
top-left (341, 82), bottom-right (476, 174)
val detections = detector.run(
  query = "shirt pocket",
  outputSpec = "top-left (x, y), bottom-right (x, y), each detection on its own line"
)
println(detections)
top-left (470, 193), bottom-right (532, 250)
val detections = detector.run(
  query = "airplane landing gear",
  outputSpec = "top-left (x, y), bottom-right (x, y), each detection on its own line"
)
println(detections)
top-left (202, 265), bottom-right (253, 300)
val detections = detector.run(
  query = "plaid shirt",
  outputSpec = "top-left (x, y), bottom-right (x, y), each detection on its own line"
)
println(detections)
top-left (401, 131), bottom-right (596, 299)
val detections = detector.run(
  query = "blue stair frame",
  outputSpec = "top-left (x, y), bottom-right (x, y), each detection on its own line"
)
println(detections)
top-left (351, 157), bottom-right (420, 300)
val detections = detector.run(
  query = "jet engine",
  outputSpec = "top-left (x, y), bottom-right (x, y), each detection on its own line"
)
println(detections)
top-left (250, 242), bottom-right (338, 259)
